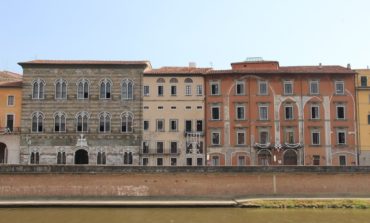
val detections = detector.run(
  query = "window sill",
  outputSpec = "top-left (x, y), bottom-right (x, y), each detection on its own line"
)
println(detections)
top-left (309, 144), bottom-right (322, 147)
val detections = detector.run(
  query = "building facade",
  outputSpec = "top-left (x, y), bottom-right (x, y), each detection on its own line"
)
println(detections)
top-left (18, 60), bottom-right (150, 165)
top-left (356, 69), bottom-right (370, 165)
top-left (0, 71), bottom-right (23, 164)
top-left (205, 60), bottom-right (357, 166)
top-left (142, 66), bottom-right (210, 166)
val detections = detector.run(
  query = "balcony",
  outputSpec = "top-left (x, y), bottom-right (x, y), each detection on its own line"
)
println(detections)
top-left (0, 127), bottom-right (21, 135)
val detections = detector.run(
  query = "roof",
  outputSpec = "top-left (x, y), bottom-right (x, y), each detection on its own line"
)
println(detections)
top-left (208, 65), bottom-right (355, 75)
top-left (0, 71), bottom-right (22, 82)
top-left (18, 60), bottom-right (151, 67)
top-left (0, 80), bottom-right (22, 88)
top-left (145, 66), bottom-right (212, 75)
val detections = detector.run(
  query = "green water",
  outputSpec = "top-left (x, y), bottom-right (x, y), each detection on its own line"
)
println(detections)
top-left (0, 208), bottom-right (370, 223)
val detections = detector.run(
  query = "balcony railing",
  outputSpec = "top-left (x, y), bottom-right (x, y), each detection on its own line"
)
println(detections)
top-left (0, 127), bottom-right (21, 135)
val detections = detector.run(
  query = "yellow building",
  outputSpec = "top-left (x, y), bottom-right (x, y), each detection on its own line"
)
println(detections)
top-left (0, 71), bottom-right (22, 164)
top-left (356, 69), bottom-right (370, 165)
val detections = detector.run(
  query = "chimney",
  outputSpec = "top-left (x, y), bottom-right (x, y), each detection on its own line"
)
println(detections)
top-left (347, 63), bottom-right (351, 69)
top-left (189, 62), bottom-right (196, 68)
top-left (319, 63), bottom-right (322, 68)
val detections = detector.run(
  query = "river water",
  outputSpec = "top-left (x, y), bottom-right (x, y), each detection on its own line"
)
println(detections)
top-left (0, 208), bottom-right (370, 223)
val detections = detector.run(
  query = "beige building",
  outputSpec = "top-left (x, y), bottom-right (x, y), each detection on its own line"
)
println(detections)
top-left (142, 66), bottom-right (210, 166)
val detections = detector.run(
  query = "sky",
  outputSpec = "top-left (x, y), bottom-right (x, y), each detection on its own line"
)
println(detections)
top-left (1, 0), bottom-right (370, 73)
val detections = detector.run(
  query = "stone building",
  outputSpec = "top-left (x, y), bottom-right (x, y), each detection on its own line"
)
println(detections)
top-left (205, 59), bottom-right (357, 166)
top-left (0, 71), bottom-right (22, 164)
top-left (18, 60), bottom-right (150, 165)
top-left (142, 66), bottom-right (210, 166)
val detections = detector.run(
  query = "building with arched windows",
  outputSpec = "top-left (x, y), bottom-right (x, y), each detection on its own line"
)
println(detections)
top-left (18, 60), bottom-right (150, 165)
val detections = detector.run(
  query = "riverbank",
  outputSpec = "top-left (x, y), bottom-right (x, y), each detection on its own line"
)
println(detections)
top-left (1, 198), bottom-right (370, 208)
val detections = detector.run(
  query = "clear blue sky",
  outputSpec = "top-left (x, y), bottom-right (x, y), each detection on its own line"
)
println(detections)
top-left (1, 0), bottom-right (370, 73)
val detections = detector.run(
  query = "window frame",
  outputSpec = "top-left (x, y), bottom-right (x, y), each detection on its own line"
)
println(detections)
top-left (235, 80), bottom-right (245, 95)
top-left (309, 80), bottom-right (319, 95)
top-left (335, 80), bottom-right (345, 95)
top-left (210, 81), bottom-right (220, 96)
top-left (283, 80), bottom-right (293, 95)
top-left (258, 80), bottom-right (268, 95)
top-left (236, 129), bottom-right (246, 145)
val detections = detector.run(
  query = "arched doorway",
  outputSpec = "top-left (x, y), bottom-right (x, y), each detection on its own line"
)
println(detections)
top-left (257, 150), bottom-right (272, 166)
top-left (0, 143), bottom-right (7, 164)
top-left (75, 149), bottom-right (88, 164)
top-left (283, 149), bottom-right (298, 165)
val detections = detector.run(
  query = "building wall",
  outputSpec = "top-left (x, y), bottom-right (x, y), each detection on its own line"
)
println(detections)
top-left (355, 69), bottom-right (370, 165)
top-left (142, 75), bottom-right (205, 166)
top-left (20, 64), bottom-right (147, 165)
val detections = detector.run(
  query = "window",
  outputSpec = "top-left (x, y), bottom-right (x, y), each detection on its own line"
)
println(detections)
top-left (185, 120), bottom-right (192, 132)
top-left (196, 120), bottom-right (203, 132)
top-left (142, 141), bottom-right (149, 154)
top-left (57, 151), bottom-right (66, 164)
top-left (6, 114), bottom-right (14, 132)
top-left (311, 104), bottom-right (320, 119)
top-left (158, 106), bottom-right (164, 110)
top-left (237, 130), bottom-right (246, 145)
top-left (157, 158), bottom-right (163, 166)
top-left (30, 151), bottom-right (40, 164)
top-left (196, 85), bottom-right (203, 96)
top-left (197, 158), bottom-right (203, 166)
top-left (236, 105), bottom-right (245, 120)
top-left (144, 106), bottom-right (149, 110)
top-left (185, 78), bottom-right (193, 83)
top-left (311, 129), bottom-right (320, 145)
top-left (143, 120), bottom-right (149, 131)
top-left (169, 119), bottom-right (178, 132)
top-left (197, 106), bottom-right (203, 110)
top-left (31, 112), bottom-right (44, 133)
top-left (309, 80), bottom-right (319, 94)
top-left (77, 79), bottom-right (89, 99)
top-left (171, 85), bottom-right (177, 96)
top-left (143, 85), bottom-right (150, 96)
top-left (236, 80), bottom-right (245, 95)
top-left (157, 85), bottom-right (164, 96)
top-left (55, 79), bottom-right (67, 99)
top-left (335, 81), bottom-right (345, 95)
top-left (210, 81), bottom-right (220, 95)
top-left (7, 95), bottom-right (14, 106)
top-left (259, 130), bottom-right (269, 144)
top-left (156, 119), bottom-right (164, 132)
top-left (313, 155), bottom-right (320, 165)
top-left (211, 131), bottom-right (220, 145)
top-left (361, 76), bottom-right (367, 87)
top-left (76, 111), bottom-right (89, 133)
top-left (258, 81), bottom-right (268, 95)
top-left (283, 80), bottom-right (293, 95)
top-left (186, 158), bottom-right (192, 166)
top-left (171, 106), bottom-right (176, 110)
top-left (368, 115), bottom-right (370, 125)
top-left (123, 152), bottom-right (133, 165)
top-left (285, 128), bottom-right (294, 144)
top-left (97, 151), bottom-right (106, 165)
top-left (339, 155), bottom-right (346, 166)
top-left (259, 105), bottom-right (268, 120)
top-left (185, 85), bottom-right (192, 96)
top-left (99, 112), bottom-right (111, 133)
top-left (170, 78), bottom-right (178, 83)
top-left (285, 105), bottom-right (293, 120)
top-left (142, 157), bottom-right (149, 166)
top-left (336, 104), bottom-right (345, 120)
top-left (212, 156), bottom-right (220, 166)
top-left (238, 156), bottom-right (246, 166)
top-left (100, 79), bottom-right (112, 99)
top-left (185, 106), bottom-right (191, 110)
top-left (156, 142), bottom-right (164, 154)
top-left (121, 79), bottom-right (134, 100)
top-left (121, 112), bottom-right (134, 133)
top-left (32, 79), bottom-right (45, 99)
top-left (171, 158), bottom-right (177, 166)
top-left (170, 141), bottom-right (177, 154)
top-left (54, 112), bottom-right (66, 133)
top-left (337, 130), bottom-right (346, 145)
top-left (211, 106), bottom-right (220, 120)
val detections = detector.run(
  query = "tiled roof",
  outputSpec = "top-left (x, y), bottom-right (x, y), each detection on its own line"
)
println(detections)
top-left (0, 71), bottom-right (22, 82)
top-left (0, 80), bottom-right (22, 87)
top-left (18, 60), bottom-right (151, 66)
top-left (145, 66), bottom-right (212, 75)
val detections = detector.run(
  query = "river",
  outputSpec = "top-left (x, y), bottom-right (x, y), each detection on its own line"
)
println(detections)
top-left (0, 208), bottom-right (370, 223)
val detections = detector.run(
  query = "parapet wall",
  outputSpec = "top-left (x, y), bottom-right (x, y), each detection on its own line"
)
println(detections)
top-left (1, 165), bottom-right (370, 198)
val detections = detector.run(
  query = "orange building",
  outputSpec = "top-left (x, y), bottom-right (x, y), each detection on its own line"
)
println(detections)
top-left (0, 71), bottom-right (22, 164)
top-left (205, 59), bottom-right (357, 166)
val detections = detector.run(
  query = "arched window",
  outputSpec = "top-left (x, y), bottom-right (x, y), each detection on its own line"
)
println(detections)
top-left (100, 79), bottom-right (112, 99)
top-left (76, 111), bottom-right (89, 133)
top-left (99, 112), bottom-right (111, 133)
top-left (77, 79), bottom-right (89, 99)
top-left (184, 78), bottom-right (193, 83)
top-left (32, 79), bottom-right (45, 99)
top-left (31, 112), bottom-right (44, 133)
top-left (55, 79), bottom-right (67, 99)
top-left (57, 151), bottom-right (66, 164)
top-left (97, 151), bottom-right (106, 165)
top-left (30, 151), bottom-right (40, 164)
top-left (121, 79), bottom-right (134, 100)
top-left (169, 78), bottom-right (178, 83)
top-left (185, 78), bottom-right (193, 96)
top-left (54, 112), bottom-right (66, 133)
top-left (156, 78), bottom-right (165, 83)
top-left (121, 112), bottom-right (134, 133)
top-left (124, 152), bottom-right (133, 165)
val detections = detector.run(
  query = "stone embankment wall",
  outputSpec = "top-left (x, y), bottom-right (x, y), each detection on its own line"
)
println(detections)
top-left (0, 166), bottom-right (370, 198)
